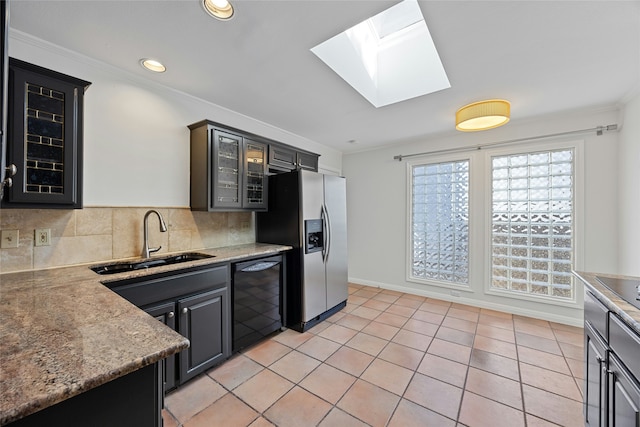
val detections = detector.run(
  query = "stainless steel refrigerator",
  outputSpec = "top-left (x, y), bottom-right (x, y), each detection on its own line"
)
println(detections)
top-left (256, 170), bottom-right (348, 332)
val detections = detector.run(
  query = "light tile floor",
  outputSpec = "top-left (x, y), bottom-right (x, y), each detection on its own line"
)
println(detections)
top-left (163, 284), bottom-right (585, 427)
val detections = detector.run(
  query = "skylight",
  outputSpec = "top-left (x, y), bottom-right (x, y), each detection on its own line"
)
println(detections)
top-left (311, 0), bottom-right (450, 108)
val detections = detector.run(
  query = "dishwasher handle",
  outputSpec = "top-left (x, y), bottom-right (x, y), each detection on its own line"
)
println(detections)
top-left (238, 261), bottom-right (280, 273)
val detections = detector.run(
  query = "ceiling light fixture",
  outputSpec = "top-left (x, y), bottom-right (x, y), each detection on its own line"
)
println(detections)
top-left (455, 99), bottom-right (510, 132)
top-left (203, 0), bottom-right (234, 21)
top-left (140, 58), bottom-right (166, 73)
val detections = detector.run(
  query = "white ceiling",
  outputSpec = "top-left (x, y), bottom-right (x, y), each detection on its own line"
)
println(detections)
top-left (9, 0), bottom-right (640, 153)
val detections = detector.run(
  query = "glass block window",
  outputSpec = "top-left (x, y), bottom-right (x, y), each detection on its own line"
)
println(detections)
top-left (411, 160), bottom-right (469, 284)
top-left (491, 149), bottom-right (574, 299)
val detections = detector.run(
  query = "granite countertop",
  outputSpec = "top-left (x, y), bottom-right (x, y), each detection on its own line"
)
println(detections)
top-left (574, 270), bottom-right (640, 336)
top-left (0, 242), bottom-right (291, 425)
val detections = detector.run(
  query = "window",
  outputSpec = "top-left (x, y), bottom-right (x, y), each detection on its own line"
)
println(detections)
top-left (410, 160), bottom-right (469, 285)
top-left (490, 149), bottom-right (574, 299)
top-left (406, 140), bottom-right (581, 306)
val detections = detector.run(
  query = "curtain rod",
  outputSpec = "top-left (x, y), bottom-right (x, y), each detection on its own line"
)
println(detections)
top-left (393, 124), bottom-right (618, 162)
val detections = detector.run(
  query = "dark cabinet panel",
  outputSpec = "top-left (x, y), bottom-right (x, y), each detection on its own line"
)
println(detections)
top-left (268, 144), bottom-right (296, 170)
top-left (609, 354), bottom-right (640, 427)
top-left (0, 0), bottom-right (8, 195)
top-left (144, 301), bottom-right (177, 392)
top-left (296, 151), bottom-right (318, 171)
top-left (8, 364), bottom-right (162, 427)
top-left (178, 287), bottom-right (230, 383)
top-left (4, 58), bottom-right (90, 208)
top-left (585, 322), bottom-right (608, 427)
top-left (583, 284), bottom-right (640, 427)
top-left (267, 143), bottom-right (319, 173)
top-left (609, 314), bottom-right (640, 381)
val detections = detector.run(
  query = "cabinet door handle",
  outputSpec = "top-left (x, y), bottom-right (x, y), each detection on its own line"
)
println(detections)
top-left (168, 311), bottom-right (175, 318)
top-left (182, 307), bottom-right (188, 315)
top-left (5, 164), bottom-right (17, 177)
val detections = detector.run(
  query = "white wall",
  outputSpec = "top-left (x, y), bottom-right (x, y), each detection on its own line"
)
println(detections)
top-left (343, 107), bottom-right (621, 326)
top-left (9, 30), bottom-right (343, 207)
top-left (617, 92), bottom-right (640, 276)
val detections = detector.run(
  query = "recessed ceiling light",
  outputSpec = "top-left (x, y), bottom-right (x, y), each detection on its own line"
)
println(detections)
top-left (203, 0), bottom-right (234, 21)
top-left (140, 58), bottom-right (166, 73)
top-left (311, 0), bottom-right (450, 108)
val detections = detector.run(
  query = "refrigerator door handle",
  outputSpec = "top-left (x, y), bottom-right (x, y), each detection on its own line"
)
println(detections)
top-left (321, 203), bottom-right (331, 264)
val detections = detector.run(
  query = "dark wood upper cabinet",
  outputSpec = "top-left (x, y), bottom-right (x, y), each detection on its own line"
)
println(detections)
top-left (0, 0), bottom-right (9, 196)
top-left (189, 121), bottom-right (268, 211)
top-left (3, 58), bottom-right (90, 208)
top-left (267, 142), bottom-right (318, 173)
top-left (189, 120), bottom-right (317, 212)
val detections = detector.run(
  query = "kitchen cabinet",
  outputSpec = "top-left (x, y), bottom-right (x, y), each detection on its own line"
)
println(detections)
top-left (585, 321), bottom-right (607, 427)
top-left (189, 120), bottom-right (320, 211)
top-left (145, 301), bottom-right (177, 392)
top-left (267, 143), bottom-right (318, 173)
top-left (7, 363), bottom-right (162, 427)
top-left (0, 0), bottom-right (9, 195)
top-left (109, 264), bottom-right (231, 390)
top-left (189, 121), bottom-right (268, 211)
top-left (178, 287), bottom-right (229, 383)
top-left (3, 58), bottom-right (90, 208)
top-left (609, 353), bottom-right (640, 427)
top-left (583, 290), bottom-right (640, 427)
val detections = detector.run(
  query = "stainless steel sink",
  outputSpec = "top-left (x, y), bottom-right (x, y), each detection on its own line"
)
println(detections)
top-left (90, 252), bottom-right (215, 275)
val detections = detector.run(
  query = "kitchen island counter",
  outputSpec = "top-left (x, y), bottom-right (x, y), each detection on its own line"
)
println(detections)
top-left (0, 242), bottom-right (290, 425)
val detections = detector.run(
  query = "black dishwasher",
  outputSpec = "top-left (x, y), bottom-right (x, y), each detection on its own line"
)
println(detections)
top-left (232, 255), bottom-right (283, 352)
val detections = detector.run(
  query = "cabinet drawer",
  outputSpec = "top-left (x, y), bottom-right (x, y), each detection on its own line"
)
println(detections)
top-left (585, 291), bottom-right (609, 341)
top-left (609, 313), bottom-right (640, 381)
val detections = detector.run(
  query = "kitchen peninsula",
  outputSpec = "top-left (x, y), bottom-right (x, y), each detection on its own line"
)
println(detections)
top-left (574, 271), bottom-right (640, 426)
top-left (0, 243), bottom-right (289, 426)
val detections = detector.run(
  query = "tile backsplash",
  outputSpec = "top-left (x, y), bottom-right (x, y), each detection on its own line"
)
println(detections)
top-left (0, 207), bottom-right (255, 273)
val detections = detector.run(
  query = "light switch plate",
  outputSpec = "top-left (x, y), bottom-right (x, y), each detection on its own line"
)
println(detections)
top-left (1, 230), bottom-right (19, 249)
top-left (35, 228), bottom-right (51, 247)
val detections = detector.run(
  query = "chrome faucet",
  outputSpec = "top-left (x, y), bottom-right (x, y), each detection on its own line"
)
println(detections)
top-left (142, 209), bottom-right (168, 258)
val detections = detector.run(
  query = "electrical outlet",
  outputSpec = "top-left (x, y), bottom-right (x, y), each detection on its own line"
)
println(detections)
top-left (451, 290), bottom-right (461, 297)
top-left (1, 230), bottom-right (19, 249)
top-left (35, 229), bottom-right (51, 247)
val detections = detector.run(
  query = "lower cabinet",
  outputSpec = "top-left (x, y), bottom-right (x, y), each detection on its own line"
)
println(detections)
top-left (145, 301), bottom-right (177, 392)
top-left (7, 364), bottom-right (162, 427)
top-left (142, 284), bottom-right (230, 391)
top-left (177, 288), bottom-right (229, 383)
top-left (111, 264), bottom-right (231, 392)
top-left (585, 322), bottom-right (607, 427)
top-left (609, 353), bottom-right (640, 427)
top-left (584, 290), bottom-right (640, 427)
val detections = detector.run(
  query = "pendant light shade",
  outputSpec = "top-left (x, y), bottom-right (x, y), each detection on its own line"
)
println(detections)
top-left (455, 99), bottom-right (510, 132)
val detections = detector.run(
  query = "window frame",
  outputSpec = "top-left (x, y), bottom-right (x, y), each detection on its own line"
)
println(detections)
top-left (483, 139), bottom-right (585, 307)
top-left (405, 153), bottom-right (477, 292)
top-left (404, 139), bottom-right (584, 308)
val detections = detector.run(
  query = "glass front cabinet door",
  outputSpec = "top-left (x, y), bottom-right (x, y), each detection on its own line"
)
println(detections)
top-left (212, 129), bottom-right (243, 209)
top-left (5, 58), bottom-right (90, 208)
top-left (242, 138), bottom-right (267, 210)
